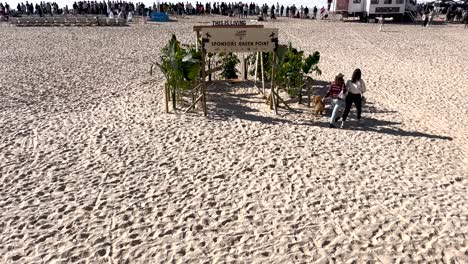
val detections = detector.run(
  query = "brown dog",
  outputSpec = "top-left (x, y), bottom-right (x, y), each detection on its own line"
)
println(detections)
top-left (313, 95), bottom-right (325, 115)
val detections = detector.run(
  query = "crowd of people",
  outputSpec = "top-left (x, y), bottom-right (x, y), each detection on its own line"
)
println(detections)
top-left (164, 2), bottom-right (324, 20)
top-left (1, 1), bottom-right (467, 26)
top-left (418, 2), bottom-right (468, 26)
top-left (0, 1), bottom-right (149, 19)
top-left (0, 1), bottom-right (327, 21)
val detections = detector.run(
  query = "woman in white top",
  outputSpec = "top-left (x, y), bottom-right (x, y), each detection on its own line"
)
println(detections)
top-left (341, 68), bottom-right (366, 127)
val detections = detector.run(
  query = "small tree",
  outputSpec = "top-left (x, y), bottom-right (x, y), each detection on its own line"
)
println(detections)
top-left (150, 35), bottom-right (201, 110)
top-left (219, 52), bottom-right (240, 79)
top-left (274, 44), bottom-right (321, 103)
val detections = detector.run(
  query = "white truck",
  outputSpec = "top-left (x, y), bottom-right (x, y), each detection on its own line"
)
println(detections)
top-left (330, 0), bottom-right (417, 22)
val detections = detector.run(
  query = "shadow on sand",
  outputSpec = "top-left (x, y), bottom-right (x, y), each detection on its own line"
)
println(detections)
top-left (207, 83), bottom-right (453, 141)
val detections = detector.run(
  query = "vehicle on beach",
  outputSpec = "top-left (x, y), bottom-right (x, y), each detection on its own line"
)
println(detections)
top-left (330, 0), bottom-right (418, 22)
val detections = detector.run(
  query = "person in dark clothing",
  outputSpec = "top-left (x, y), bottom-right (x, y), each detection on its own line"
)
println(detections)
top-left (464, 10), bottom-right (468, 28)
top-left (28, 3), bottom-right (33, 15)
top-left (36, 3), bottom-right (42, 16)
top-left (73, 2), bottom-right (78, 14)
top-left (423, 11), bottom-right (429, 27)
top-left (341, 69), bottom-right (366, 128)
top-left (313, 6), bottom-right (318, 19)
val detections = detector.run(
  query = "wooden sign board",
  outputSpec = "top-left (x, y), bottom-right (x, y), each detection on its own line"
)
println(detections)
top-left (193, 24), bottom-right (263, 32)
top-left (201, 28), bottom-right (279, 53)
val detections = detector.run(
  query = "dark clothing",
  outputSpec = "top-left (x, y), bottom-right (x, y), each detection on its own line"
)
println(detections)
top-left (342, 93), bottom-right (362, 121)
top-left (423, 13), bottom-right (429, 27)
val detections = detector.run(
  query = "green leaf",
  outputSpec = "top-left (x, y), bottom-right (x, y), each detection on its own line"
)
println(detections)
top-left (182, 61), bottom-right (200, 81)
top-left (302, 52), bottom-right (321, 74)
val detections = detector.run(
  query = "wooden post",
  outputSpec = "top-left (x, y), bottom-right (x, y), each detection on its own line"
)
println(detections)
top-left (243, 57), bottom-right (246, 80)
top-left (172, 86), bottom-right (176, 111)
top-left (195, 31), bottom-right (200, 51)
top-left (260, 53), bottom-right (265, 95)
top-left (248, 55), bottom-right (252, 80)
top-left (254, 52), bottom-right (259, 85)
top-left (243, 55), bottom-right (248, 80)
top-left (164, 83), bottom-right (169, 113)
top-left (201, 48), bottom-right (207, 116)
top-left (192, 90), bottom-right (196, 109)
top-left (270, 52), bottom-right (277, 114)
top-left (208, 56), bottom-right (212, 82)
top-left (299, 82), bottom-right (303, 105)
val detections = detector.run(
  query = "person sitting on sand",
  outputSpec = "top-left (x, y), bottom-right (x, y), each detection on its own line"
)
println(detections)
top-left (323, 73), bottom-right (347, 128)
top-left (341, 69), bottom-right (366, 128)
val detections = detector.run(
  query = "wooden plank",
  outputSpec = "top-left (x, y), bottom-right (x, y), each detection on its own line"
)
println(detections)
top-left (272, 89), bottom-right (291, 110)
top-left (206, 65), bottom-right (223, 76)
top-left (271, 53), bottom-right (277, 114)
top-left (201, 50), bottom-right (207, 116)
top-left (256, 86), bottom-right (268, 99)
top-left (184, 94), bottom-right (204, 113)
top-left (260, 53), bottom-right (265, 95)
top-left (164, 83), bottom-right (169, 113)
top-left (195, 31), bottom-right (200, 51)
top-left (254, 52), bottom-right (259, 84)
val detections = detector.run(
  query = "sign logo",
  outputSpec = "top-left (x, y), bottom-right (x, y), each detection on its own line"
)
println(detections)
top-left (235, 30), bottom-right (247, 40)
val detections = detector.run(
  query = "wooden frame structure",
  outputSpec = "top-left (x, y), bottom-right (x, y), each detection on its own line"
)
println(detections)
top-left (176, 24), bottom-right (288, 116)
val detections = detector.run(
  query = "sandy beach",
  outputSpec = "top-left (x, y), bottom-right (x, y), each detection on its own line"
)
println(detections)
top-left (1, 17), bottom-right (467, 263)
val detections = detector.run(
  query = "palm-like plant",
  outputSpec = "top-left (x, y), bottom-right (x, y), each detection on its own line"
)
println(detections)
top-left (275, 44), bottom-right (321, 102)
top-left (150, 35), bottom-right (201, 110)
top-left (219, 52), bottom-right (240, 79)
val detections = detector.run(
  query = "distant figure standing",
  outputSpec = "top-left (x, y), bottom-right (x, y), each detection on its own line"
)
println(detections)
top-left (127, 11), bottom-right (133, 22)
top-left (464, 10), bottom-right (468, 28)
top-left (341, 69), bottom-right (366, 128)
top-left (313, 6), bottom-right (318, 19)
top-left (427, 9), bottom-right (435, 26)
top-left (423, 11), bottom-right (429, 27)
top-left (378, 17), bottom-right (385, 31)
